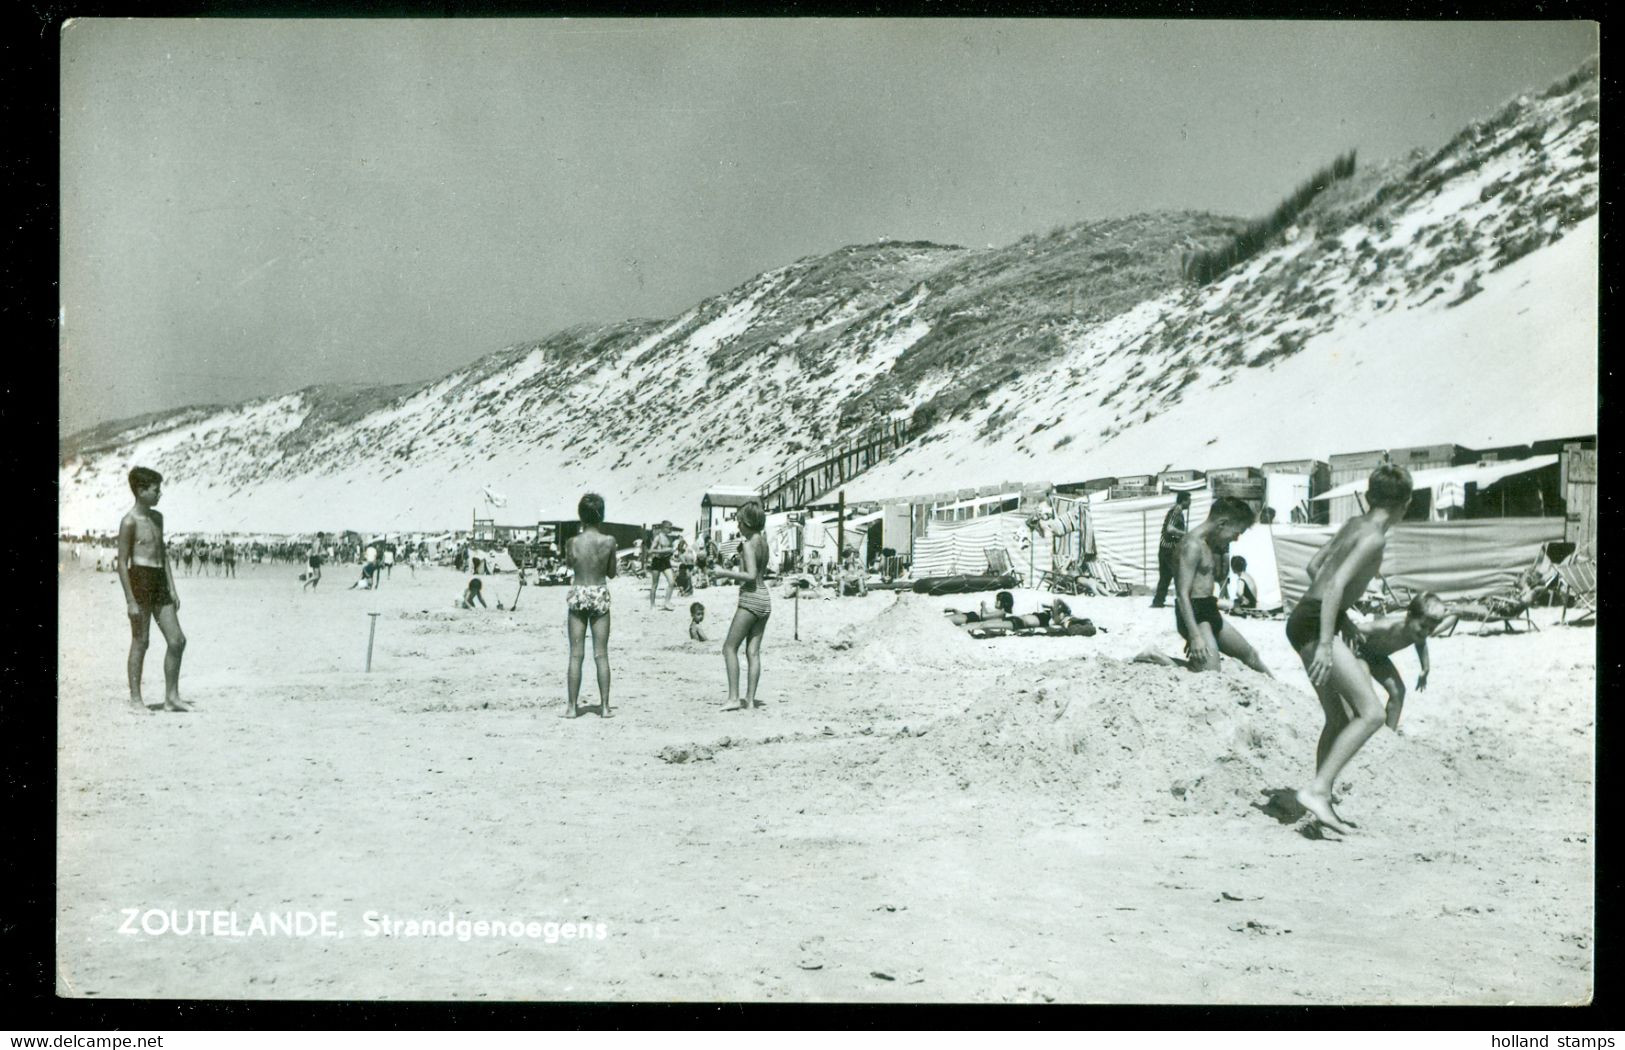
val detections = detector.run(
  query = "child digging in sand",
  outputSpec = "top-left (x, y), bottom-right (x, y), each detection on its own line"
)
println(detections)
top-left (459, 577), bottom-right (488, 609)
top-left (1173, 497), bottom-right (1272, 676)
top-left (1344, 591), bottom-right (1448, 732)
top-left (1285, 463), bottom-right (1414, 834)
top-left (711, 501), bottom-right (771, 712)
top-left (116, 467), bottom-right (189, 713)
top-left (563, 492), bottom-right (618, 719)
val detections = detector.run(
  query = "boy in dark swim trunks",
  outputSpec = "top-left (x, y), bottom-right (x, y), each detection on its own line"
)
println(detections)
top-left (116, 467), bottom-right (189, 713)
top-left (563, 492), bottom-right (619, 719)
top-left (1173, 497), bottom-right (1272, 677)
top-left (1284, 463), bottom-right (1414, 834)
top-left (1344, 591), bottom-right (1447, 733)
top-left (302, 533), bottom-right (326, 590)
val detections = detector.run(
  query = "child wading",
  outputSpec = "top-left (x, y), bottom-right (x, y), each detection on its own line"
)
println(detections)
top-left (563, 493), bottom-right (618, 718)
top-left (1285, 463), bottom-right (1414, 834)
top-left (116, 467), bottom-right (189, 713)
top-left (712, 501), bottom-right (771, 711)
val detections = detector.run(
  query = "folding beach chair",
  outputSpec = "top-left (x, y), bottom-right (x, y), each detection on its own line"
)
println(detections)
top-left (1083, 556), bottom-right (1133, 597)
top-left (984, 546), bottom-right (1021, 585)
top-left (1556, 557), bottom-right (1597, 625)
top-left (1474, 589), bottom-right (1540, 635)
top-left (1038, 559), bottom-right (1095, 597)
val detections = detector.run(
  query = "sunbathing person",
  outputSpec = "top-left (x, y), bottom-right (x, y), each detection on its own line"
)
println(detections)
top-left (946, 591), bottom-right (1015, 626)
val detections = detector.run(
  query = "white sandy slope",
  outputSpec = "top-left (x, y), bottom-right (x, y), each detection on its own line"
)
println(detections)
top-left (848, 214), bottom-right (1597, 501)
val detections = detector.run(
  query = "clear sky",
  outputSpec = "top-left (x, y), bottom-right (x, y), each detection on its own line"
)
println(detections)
top-left (58, 18), bottom-right (1597, 436)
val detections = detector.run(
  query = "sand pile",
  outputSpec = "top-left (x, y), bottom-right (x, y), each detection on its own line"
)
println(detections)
top-left (868, 656), bottom-right (1314, 813)
top-left (822, 593), bottom-right (997, 671)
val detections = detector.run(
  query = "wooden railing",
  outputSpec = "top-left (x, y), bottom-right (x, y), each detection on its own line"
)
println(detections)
top-left (759, 418), bottom-right (912, 512)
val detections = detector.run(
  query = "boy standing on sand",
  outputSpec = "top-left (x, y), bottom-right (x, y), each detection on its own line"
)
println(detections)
top-left (1344, 591), bottom-right (1448, 733)
top-left (1173, 497), bottom-right (1273, 676)
top-left (1285, 463), bottom-right (1415, 834)
top-left (116, 467), bottom-right (189, 713)
top-left (303, 533), bottom-right (325, 590)
top-left (563, 493), bottom-right (618, 719)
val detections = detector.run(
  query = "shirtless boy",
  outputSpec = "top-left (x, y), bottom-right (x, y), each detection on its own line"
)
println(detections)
top-left (1173, 497), bottom-right (1272, 676)
top-left (564, 492), bottom-right (618, 718)
top-left (302, 533), bottom-right (326, 590)
top-left (1284, 463), bottom-right (1414, 834)
top-left (116, 467), bottom-right (189, 713)
top-left (1345, 592), bottom-right (1447, 732)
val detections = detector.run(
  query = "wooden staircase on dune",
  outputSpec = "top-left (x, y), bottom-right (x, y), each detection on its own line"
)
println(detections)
top-left (758, 418), bottom-right (913, 512)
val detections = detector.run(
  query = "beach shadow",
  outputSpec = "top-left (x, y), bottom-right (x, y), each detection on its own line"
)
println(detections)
top-left (1253, 788), bottom-right (1341, 842)
top-left (1253, 787), bottom-right (1306, 824)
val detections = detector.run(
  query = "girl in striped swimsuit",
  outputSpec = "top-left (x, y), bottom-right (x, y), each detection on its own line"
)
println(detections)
top-left (712, 501), bottom-right (771, 712)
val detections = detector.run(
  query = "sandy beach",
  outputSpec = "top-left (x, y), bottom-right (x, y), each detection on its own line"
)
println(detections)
top-left (56, 556), bottom-right (1594, 1004)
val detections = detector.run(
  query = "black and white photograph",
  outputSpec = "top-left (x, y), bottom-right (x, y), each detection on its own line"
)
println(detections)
top-left (55, 18), bottom-right (1597, 1005)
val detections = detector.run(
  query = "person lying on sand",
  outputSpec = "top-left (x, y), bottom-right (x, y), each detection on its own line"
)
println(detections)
top-left (563, 492), bottom-right (618, 719)
top-left (1344, 592), bottom-right (1448, 732)
top-left (1284, 463), bottom-right (1413, 835)
top-left (1174, 497), bottom-right (1272, 677)
top-left (946, 590), bottom-right (1015, 626)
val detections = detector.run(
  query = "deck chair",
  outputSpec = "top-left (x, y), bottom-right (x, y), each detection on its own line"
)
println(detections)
top-left (1556, 557), bottom-right (1597, 625)
top-left (1473, 588), bottom-right (1540, 635)
top-left (1355, 575), bottom-right (1412, 616)
top-left (1083, 556), bottom-right (1133, 597)
top-left (1038, 560), bottom-right (1096, 596)
top-left (984, 546), bottom-right (1021, 584)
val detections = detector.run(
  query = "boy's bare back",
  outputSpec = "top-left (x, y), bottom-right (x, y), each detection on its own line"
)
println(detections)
top-left (1353, 616), bottom-right (1427, 659)
top-left (1303, 517), bottom-right (1387, 610)
top-left (566, 529), bottom-right (618, 586)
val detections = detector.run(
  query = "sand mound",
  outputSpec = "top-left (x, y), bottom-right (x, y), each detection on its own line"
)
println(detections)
top-left (867, 657), bottom-right (1312, 813)
top-left (823, 593), bottom-right (997, 671)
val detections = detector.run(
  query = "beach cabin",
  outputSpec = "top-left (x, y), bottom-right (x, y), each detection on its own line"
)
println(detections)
top-left (1155, 468), bottom-right (1205, 493)
top-left (1261, 458), bottom-right (1331, 524)
top-left (1205, 465), bottom-right (1266, 517)
top-left (1561, 442), bottom-right (1597, 556)
top-left (700, 486), bottom-right (763, 547)
top-left (1325, 445), bottom-right (1472, 524)
top-left (1110, 474), bottom-right (1157, 500)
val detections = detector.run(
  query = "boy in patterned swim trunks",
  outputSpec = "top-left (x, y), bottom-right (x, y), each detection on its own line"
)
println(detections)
top-left (563, 492), bottom-right (619, 719)
top-left (117, 466), bottom-right (189, 714)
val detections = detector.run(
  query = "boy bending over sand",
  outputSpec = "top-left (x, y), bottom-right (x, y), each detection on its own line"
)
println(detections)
top-left (1284, 463), bottom-right (1414, 834)
top-left (1174, 497), bottom-right (1272, 676)
top-left (563, 492), bottom-right (618, 718)
top-left (117, 467), bottom-right (189, 713)
top-left (1345, 592), bottom-right (1447, 732)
